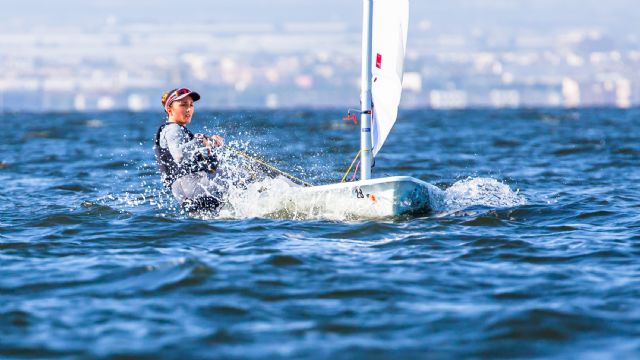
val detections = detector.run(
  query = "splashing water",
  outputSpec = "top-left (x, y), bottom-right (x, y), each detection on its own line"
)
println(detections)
top-left (113, 146), bottom-right (527, 220)
top-left (106, 153), bottom-right (525, 220)
top-left (219, 176), bottom-right (302, 219)
top-left (103, 134), bottom-right (526, 221)
top-left (438, 177), bottom-right (526, 213)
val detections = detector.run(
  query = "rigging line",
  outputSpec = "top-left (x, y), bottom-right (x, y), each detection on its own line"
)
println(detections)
top-left (341, 150), bottom-right (361, 183)
top-left (351, 160), bottom-right (360, 182)
top-left (222, 145), bottom-right (314, 187)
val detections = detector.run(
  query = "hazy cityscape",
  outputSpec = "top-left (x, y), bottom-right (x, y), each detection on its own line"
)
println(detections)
top-left (1, 0), bottom-right (638, 112)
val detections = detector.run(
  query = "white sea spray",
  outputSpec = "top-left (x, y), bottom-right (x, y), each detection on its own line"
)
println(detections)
top-left (438, 177), bottom-right (527, 213)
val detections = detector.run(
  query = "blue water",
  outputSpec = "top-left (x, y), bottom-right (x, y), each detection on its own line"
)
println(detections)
top-left (1, 108), bottom-right (639, 358)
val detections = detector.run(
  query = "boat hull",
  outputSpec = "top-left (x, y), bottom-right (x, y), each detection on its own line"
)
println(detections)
top-left (293, 176), bottom-right (442, 219)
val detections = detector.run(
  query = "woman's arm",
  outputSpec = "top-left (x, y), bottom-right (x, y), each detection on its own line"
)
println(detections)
top-left (162, 124), bottom-right (207, 163)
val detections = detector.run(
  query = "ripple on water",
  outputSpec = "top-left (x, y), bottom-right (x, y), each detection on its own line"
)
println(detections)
top-left (498, 249), bottom-right (631, 265)
top-left (4, 258), bottom-right (216, 298)
top-left (73, 258), bottom-right (210, 298)
top-left (264, 254), bottom-right (305, 267)
top-left (484, 308), bottom-right (606, 342)
top-left (0, 309), bottom-right (33, 328)
top-left (460, 214), bottom-right (509, 227)
top-left (49, 183), bottom-right (94, 192)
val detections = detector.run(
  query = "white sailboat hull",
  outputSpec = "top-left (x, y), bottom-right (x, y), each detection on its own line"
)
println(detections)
top-left (295, 176), bottom-right (442, 219)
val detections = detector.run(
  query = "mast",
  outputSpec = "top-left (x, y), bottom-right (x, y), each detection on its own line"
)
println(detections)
top-left (360, 0), bottom-right (374, 180)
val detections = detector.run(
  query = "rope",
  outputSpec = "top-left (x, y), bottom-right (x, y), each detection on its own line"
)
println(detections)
top-left (351, 161), bottom-right (360, 182)
top-left (222, 145), bottom-right (314, 187)
top-left (341, 150), bottom-right (361, 183)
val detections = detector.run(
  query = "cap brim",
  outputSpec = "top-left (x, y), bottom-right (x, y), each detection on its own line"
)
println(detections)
top-left (174, 91), bottom-right (201, 102)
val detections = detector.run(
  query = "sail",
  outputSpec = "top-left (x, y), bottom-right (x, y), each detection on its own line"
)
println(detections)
top-left (371, 0), bottom-right (409, 156)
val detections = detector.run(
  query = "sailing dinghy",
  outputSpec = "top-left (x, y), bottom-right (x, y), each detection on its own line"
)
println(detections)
top-left (298, 0), bottom-right (441, 218)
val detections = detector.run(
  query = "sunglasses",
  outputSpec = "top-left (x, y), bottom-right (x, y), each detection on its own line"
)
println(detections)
top-left (173, 88), bottom-right (191, 97)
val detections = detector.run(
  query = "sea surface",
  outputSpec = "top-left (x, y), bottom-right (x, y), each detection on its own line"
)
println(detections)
top-left (1, 108), bottom-right (639, 359)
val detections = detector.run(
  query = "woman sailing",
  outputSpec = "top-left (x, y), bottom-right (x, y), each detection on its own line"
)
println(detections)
top-left (154, 88), bottom-right (225, 212)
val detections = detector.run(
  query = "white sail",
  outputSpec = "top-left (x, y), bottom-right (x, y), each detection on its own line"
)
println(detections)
top-left (370, 0), bottom-right (409, 156)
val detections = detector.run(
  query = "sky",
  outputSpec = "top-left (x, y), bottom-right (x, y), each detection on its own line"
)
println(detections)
top-left (2, 0), bottom-right (637, 37)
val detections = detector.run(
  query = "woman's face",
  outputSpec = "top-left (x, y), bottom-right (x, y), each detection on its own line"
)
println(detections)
top-left (168, 96), bottom-right (195, 125)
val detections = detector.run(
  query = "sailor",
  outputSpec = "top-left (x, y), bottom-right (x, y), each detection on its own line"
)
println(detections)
top-left (154, 88), bottom-right (225, 212)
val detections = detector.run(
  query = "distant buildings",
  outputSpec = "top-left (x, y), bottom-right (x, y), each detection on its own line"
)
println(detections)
top-left (0, 20), bottom-right (637, 112)
top-left (562, 78), bottom-right (581, 108)
top-left (430, 90), bottom-right (468, 110)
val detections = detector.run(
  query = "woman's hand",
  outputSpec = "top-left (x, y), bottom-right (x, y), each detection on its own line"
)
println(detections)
top-left (194, 133), bottom-right (211, 148)
top-left (210, 135), bottom-right (224, 147)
